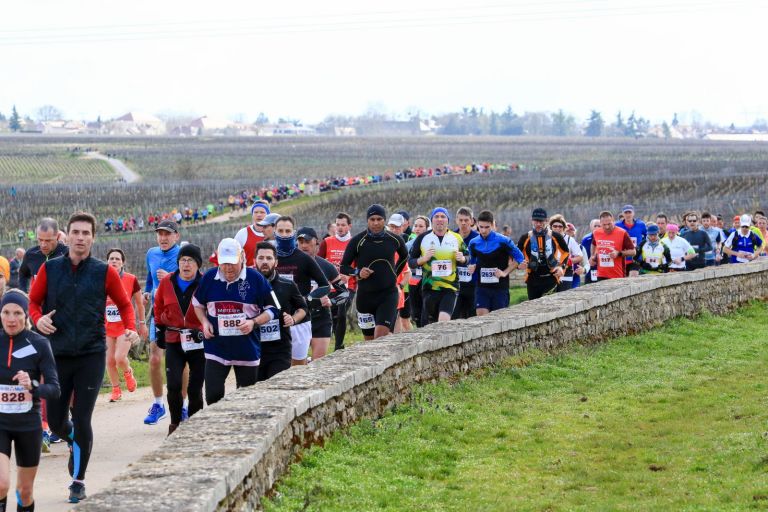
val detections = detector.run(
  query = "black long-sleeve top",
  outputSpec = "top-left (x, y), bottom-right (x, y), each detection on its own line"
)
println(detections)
top-left (340, 230), bottom-right (409, 293)
top-left (263, 273), bottom-right (309, 358)
top-left (18, 242), bottom-right (68, 292)
top-left (0, 329), bottom-right (60, 431)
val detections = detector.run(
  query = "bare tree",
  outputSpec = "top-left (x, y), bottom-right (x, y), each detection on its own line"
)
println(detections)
top-left (35, 104), bottom-right (63, 122)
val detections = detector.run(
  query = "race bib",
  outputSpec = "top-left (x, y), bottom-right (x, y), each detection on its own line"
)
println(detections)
top-left (105, 305), bottom-right (121, 323)
top-left (218, 313), bottom-right (246, 336)
top-left (357, 312), bottom-right (375, 329)
top-left (480, 268), bottom-right (499, 284)
top-left (279, 273), bottom-right (294, 282)
top-left (631, 237), bottom-right (638, 248)
top-left (412, 267), bottom-right (422, 277)
top-left (458, 266), bottom-right (472, 282)
top-left (179, 329), bottom-right (203, 352)
top-left (0, 385), bottom-right (32, 414)
top-left (432, 259), bottom-right (452, 277)
top-left (259, 319), bottom-right (280, 342)
top-left (598, 252), bottom-right (614, 267)
top-left (590, 270), bottom-right (597, 282)
top-left (646, 256), bottom-right (660, 268)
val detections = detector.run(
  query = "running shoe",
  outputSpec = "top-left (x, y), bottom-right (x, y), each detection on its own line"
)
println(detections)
top-left (181, 406), bottom-right (189, 422)
top-left (42, 433), bottom-right (50, 453)
top-left (124, 369), bottom-right (137, 392)
top-left (109, 386), bottom-right (122, 402)
top-left (143, 403), bottom-right (167, 425)
top-left (49, 432), bottom-right (63, 443)
top-left (68, 482), bottom-right (86, 503)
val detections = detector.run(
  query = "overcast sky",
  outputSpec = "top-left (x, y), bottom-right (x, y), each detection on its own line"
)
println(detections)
top-left (2, 0), bottom-right (765, 126)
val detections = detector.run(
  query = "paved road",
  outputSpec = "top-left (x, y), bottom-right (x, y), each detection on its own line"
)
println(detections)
top-left (83, 152), bottom-right (141, 183)
top-left (15, 386), bottom-right (167, 511)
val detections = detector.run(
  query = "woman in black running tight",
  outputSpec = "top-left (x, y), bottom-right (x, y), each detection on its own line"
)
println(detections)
top-left (0, 290), bottom-right (60, 512)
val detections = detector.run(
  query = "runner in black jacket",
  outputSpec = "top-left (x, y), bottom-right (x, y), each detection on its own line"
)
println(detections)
top-left (340, 204), bottom-right (408, 340)
top-left (255, 243), bottom-right (308, 380)
top-left (0, 289), bottom-right (60, 512)
top-left (18, 217), bottom-right (68, 293)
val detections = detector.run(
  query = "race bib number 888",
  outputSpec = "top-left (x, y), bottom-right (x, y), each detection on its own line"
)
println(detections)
top-left (218, 313), bottom-right (246, 336)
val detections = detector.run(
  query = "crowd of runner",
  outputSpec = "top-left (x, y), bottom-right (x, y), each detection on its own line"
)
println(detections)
top-left (10, 162), bottom-right (519, 243)
top-left (0, 194), bottom-right (765, 508)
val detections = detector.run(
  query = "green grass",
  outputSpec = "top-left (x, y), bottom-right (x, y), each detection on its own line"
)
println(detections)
top-left (101, 356), bottom-right (152, 393)
top-left (510, 285), bottom-right (527, 305)
top-left (265, 300), bottom-right (768, 511)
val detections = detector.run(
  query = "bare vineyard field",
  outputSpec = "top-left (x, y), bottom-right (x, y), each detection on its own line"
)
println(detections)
top-left (0, 152), bottom-right (115, 185)
top-left (3, 136), bottom-right (768, 183)
top-left (1, 136), bottom-right (768, 271)
top-left (288, 167), bottom-right (768, 238)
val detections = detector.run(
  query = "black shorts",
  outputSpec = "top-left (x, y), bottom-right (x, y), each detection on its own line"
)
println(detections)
top-left (0, 428), bottom-right (42, 467)
top-left (310, 309), bottom-right (333, 338)
top-left (625, 262), bottom-right (640, 275)
top-left (399, 291), bottom-right (411, 319)
top-left (356, 288), bottom-right (399, 336)
top-left (421, 288), bottom-right (458, 325)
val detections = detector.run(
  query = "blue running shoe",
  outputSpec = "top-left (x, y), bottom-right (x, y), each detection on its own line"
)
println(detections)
top-left (49, 432), bottom-right (63, 443)
top-left (68, 482), bottom-right (86, 503)
top-left (143, 403), bottom-right (167, 425)
top-left (181, 406), bottom-right (189, 422)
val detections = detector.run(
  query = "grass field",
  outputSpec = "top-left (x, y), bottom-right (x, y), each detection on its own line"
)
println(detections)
top-left (264, 300), bottom-right (768, 512)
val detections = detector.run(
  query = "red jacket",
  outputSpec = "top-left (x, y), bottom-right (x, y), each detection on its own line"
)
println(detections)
top-left (153, 271), bottom-right (203, 343)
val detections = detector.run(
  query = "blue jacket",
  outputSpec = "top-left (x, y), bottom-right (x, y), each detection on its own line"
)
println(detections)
top-left (145, 245), bottom-right (180, 293)
top-left (468, 231), bottom-right (524, 289)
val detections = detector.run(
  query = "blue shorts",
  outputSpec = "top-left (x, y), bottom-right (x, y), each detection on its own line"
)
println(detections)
top-left (475, 287), bottom-right (510, 312)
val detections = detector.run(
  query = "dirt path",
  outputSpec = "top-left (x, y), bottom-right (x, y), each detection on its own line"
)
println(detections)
top-left (82, 152), bottom-right (141, 184)
top-left (16, 387), bottom-right (167, 511)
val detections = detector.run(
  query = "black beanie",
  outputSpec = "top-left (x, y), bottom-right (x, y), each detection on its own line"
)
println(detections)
top-left (367, 204), bottom-right (386, 219)
top-left (178, 243), bottom-right (203, 268)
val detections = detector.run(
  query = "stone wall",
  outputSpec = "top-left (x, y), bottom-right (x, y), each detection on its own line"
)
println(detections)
top-left (78, 260), bottom-right (768, 511)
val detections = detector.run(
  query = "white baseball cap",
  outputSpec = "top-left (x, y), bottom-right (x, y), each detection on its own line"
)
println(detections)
top-left (217, 238), bottom-right (242, 264)
top-left (387, 213), bottom-right (405, 227)
top-left (740, 214), bottom-right (752, 227)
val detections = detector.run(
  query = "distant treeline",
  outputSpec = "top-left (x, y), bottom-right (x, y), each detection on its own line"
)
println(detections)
top-left (318, 108), bottom-right (660, 138)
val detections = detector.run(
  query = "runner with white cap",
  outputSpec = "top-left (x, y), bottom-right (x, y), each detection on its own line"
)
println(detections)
top-left (193, 238), bottom-right (278, 405)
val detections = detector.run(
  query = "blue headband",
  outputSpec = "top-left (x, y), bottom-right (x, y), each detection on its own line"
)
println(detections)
top-left (0, 291), bottom-right (28, 316)
top-left (251, 202), bottom-right (270, 215)
top-left (431, 207), bottom-right (450, 221)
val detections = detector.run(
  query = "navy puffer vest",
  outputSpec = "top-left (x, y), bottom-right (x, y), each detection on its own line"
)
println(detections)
top-left (43, 255), bottom-right (108, 357)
